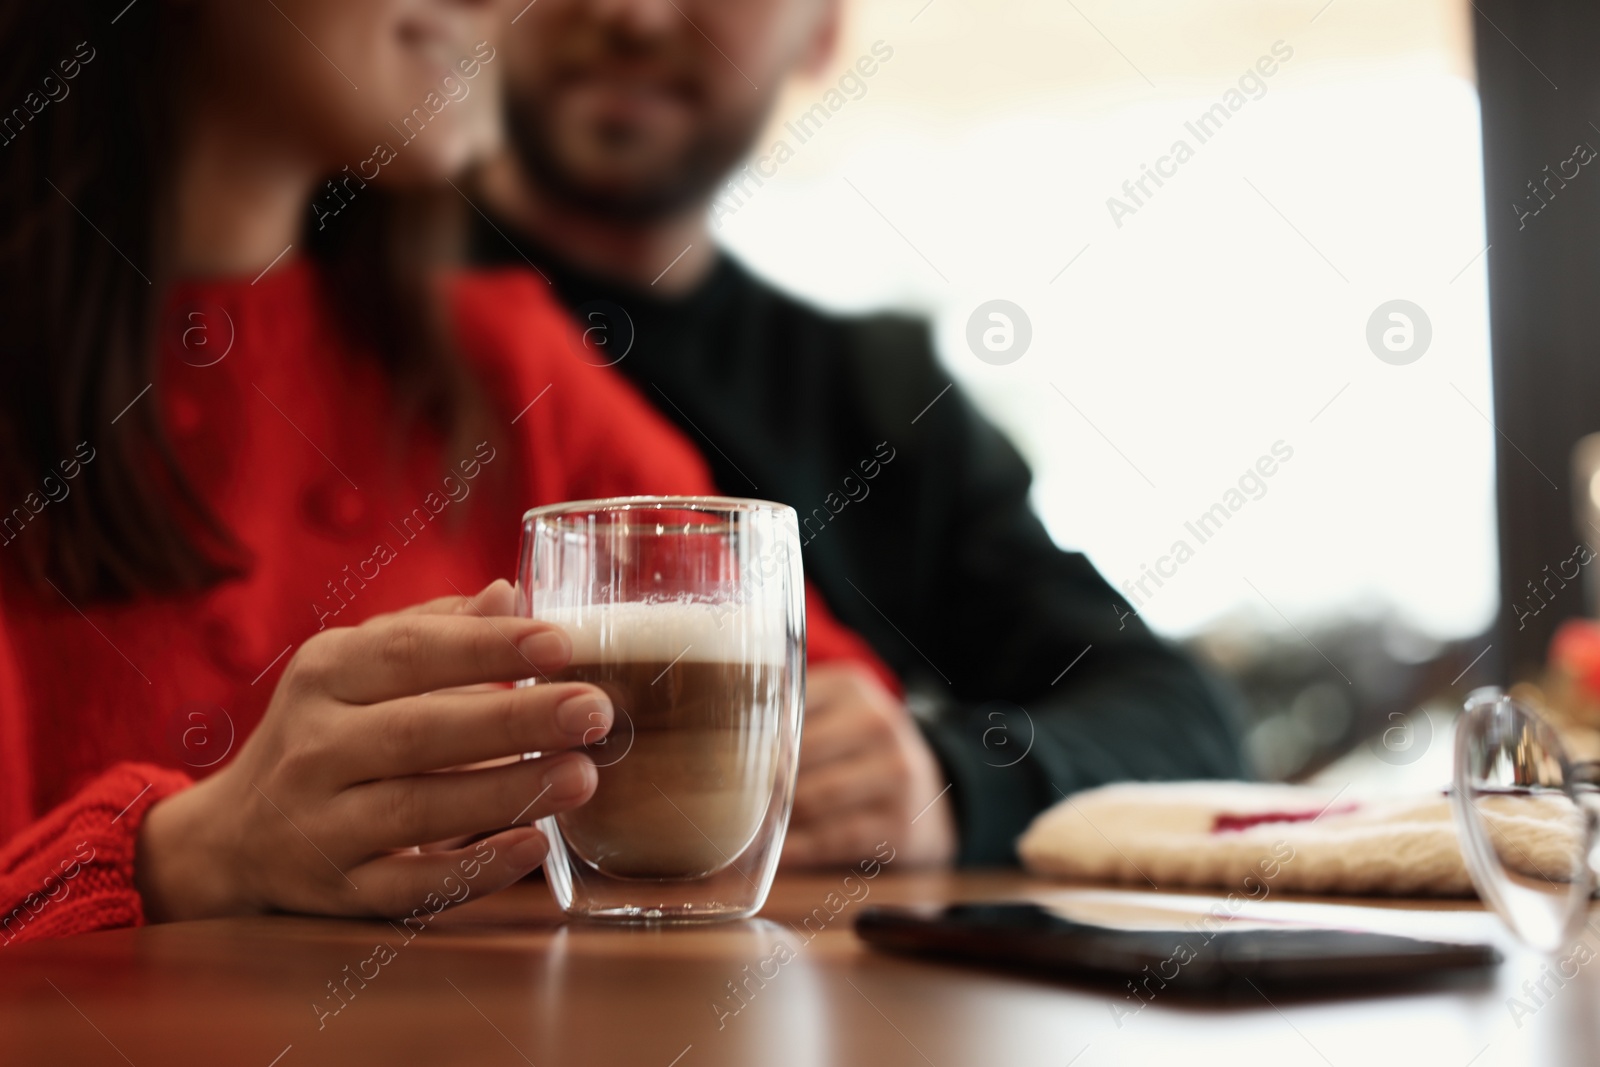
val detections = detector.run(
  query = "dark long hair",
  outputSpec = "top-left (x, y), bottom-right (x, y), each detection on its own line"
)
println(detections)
top-left (0, 1), bottom-right (479, 603)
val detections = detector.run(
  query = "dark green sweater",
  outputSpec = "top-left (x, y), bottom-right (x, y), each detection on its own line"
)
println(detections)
top-left (471, 223), bottom-right (1248, 864)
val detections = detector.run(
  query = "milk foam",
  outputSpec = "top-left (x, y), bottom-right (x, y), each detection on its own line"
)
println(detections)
top-left (537, 601), bottom-right (789, 665)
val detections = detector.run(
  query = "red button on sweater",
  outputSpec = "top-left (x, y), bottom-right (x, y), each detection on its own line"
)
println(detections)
top-left (0, 263), bottom-right (894, 946)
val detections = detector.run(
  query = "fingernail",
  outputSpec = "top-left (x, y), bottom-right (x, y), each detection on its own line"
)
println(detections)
top-left (505, 830), bottom-right (548, 868)
top-left (519, 627), bottom-right (570, 667)
top-left (545, 758), bottom-right (596, 801)
top-left (557, 690), bottom-right (612, 738)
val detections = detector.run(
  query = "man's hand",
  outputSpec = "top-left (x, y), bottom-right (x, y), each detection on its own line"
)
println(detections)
top-left (783, 663), bottom-right (957, 869)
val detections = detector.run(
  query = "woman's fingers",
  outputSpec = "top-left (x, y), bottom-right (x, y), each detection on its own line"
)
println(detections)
top-left (304, 613), bottom-right (572, 705)
top-left (341, 683), bottom-right (613, 779)
top-left (346, 825), bottom-right (551, 918)
top-left (378, 579), bottom-right (518, 620)
top-left (454, 580), bottom-right (518, 618)
top-left (339, 752), bottom-right (597, 850)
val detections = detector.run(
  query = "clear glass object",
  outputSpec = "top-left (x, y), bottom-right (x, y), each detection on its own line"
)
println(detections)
top-left (516, 496), bottom-right (805, 922)
top-left (1450, 686), bottom-right (1600, 952)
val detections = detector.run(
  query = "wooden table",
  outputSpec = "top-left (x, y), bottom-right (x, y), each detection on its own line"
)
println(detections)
top-left (1, 871), bottom-right (1595, 1067)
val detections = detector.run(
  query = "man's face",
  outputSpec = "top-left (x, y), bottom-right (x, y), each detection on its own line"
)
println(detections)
top-left (502, 0), bottom-right (834, 221)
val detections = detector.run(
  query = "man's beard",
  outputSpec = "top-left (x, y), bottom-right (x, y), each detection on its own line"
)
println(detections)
top-left (503, 88), bottom-right (760, 225)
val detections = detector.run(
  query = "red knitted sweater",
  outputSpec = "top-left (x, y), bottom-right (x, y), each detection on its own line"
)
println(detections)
top-left (0, 262), bottom-right (893, 946)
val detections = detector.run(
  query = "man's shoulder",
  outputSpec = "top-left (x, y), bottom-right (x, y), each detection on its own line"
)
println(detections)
top-left (722, 257), bottom-right (943, 391)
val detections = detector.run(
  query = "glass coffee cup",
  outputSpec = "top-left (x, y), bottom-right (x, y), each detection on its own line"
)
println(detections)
top-left (516, 496), bottom-right (805, 922)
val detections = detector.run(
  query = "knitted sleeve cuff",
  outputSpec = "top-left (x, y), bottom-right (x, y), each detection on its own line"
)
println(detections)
top-left (0, 762), bottom-right (192, 947)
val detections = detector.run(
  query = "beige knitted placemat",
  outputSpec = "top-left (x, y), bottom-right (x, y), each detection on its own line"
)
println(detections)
top-left (1018, 781), bottom-right (1584, 897)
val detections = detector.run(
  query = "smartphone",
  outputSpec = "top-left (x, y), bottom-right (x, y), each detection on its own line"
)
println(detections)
top-left (854, 901), bottom-right (1500, 992)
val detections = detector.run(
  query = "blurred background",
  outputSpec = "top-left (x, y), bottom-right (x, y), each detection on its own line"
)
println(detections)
top-left (717, 0), bottom-right (1497, 783)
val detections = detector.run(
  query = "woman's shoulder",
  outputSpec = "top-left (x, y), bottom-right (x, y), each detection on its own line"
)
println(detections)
top-left (444, 266), bottom-right (600, 416)
top-left (445, 266), bottom-right (575, 361)
top-left (442, 266), bottom-right (714, 490)
top-left (443, 266), bottom-right (636, 412)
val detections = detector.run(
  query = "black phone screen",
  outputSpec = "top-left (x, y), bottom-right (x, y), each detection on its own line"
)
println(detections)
top-left (853, 901), bottom-right (1500, 992)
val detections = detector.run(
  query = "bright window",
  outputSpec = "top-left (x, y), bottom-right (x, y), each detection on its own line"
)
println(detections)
top-left (719, 0), bottom-right (1495, 641)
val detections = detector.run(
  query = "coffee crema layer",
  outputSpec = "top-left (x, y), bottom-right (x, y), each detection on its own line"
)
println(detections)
top-left (538, 601), bottom-right (789, 666)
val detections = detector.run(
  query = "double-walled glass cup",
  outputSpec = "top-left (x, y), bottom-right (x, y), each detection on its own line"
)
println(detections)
top-left (516, 496), bottom-right (805, 922)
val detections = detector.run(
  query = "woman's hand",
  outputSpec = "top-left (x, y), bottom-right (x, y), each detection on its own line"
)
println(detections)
top-left (135, 580), bottom-right (608, 922)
